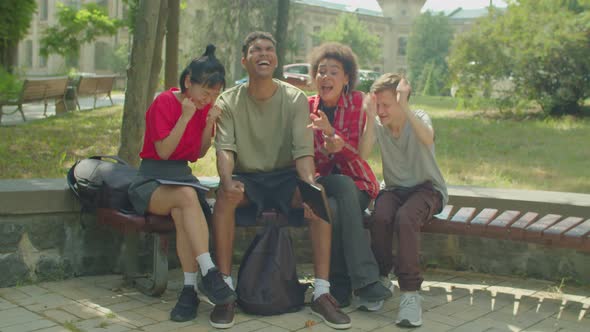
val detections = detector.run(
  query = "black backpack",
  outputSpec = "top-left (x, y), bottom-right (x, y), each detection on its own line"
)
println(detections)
top-left (236, 222), bottom-right (308, 316)
top-left (67, 155), bottom-right (137, 212)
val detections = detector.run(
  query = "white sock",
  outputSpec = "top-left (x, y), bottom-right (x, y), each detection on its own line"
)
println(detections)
top-left (313, 278), bottom-right (330, 300)
top-left (196, 252), bottom-right (215, 276)
top-left (183, 272), bottom-right (196, 288)
top-left (223, 275), bottom-right (235, 290)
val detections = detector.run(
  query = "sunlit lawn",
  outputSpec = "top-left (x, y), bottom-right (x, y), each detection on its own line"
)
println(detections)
top-left (1, 101), bottom-right (589, 193)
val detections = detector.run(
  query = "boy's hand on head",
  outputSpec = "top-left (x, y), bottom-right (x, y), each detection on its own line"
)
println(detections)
top-left (362, 92), bottom-right (377, 118)
top-left (397, 78), bottom-right (411, 105)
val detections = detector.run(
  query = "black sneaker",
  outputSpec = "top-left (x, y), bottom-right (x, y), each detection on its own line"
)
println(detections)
top-left (355, 281), bottom-right (393, 302)
top-left (200, 267), bottom-right (237, 305)
top-left (209, 302), bottom-right (236, 329)
top-left (170, 286), bottom-right (199, 322)
top-left (330, 285), bottom-right (351, 308)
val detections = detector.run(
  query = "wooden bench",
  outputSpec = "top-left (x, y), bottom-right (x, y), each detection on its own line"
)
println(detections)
top-left (0, 76), bottom-right (69, 124)
top-left (96, 183), bottom-right (590, 297)
top-left (96, 206), bottom-right (287, 297)
top-left (75, 75), bottom-right (117, 110)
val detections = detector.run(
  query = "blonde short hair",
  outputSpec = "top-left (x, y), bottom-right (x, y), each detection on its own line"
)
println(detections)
top-left (370, 73), bottom-right (411, 100)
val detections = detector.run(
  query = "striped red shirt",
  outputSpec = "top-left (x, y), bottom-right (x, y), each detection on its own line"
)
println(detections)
top-left (308, 91), bottom-right (379, 199)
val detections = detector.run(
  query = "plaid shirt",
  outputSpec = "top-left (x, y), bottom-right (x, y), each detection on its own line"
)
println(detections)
top-left (308, 91), bottom-right (379, 199)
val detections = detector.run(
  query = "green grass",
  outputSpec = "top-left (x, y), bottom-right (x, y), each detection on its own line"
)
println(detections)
top-left (1, 103), bottom-right (589, 193)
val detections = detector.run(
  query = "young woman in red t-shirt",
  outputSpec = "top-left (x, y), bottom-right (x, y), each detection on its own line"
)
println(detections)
top-left (128, 45), bottom-right (236, 325)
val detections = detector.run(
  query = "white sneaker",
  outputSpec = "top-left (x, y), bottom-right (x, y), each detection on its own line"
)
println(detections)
top-left (354, 277), bottom-right (394, 312)
top-left (356, 298), bottom-right (384, 312)
top-left (396, 292), bottom-right (423, 327)
top-left (379, 276), bottom-right (395, 294)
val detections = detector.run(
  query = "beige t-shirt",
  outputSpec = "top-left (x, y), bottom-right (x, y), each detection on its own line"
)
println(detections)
top-left (375, 109), bottom-right (448, 206)
top-left (215, 79), bottom-right (314, 173)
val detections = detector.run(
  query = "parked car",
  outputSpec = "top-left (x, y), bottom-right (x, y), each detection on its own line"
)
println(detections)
top-left (358, 69), bottom-right (380, 83)
top-left (357, 69), bottom-right (381, 92)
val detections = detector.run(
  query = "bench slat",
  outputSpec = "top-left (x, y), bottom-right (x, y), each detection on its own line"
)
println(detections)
top-left (422, 206), bottom-right (453, 234)
top-left (446, 207), bottom-right (476, 235)
top-left (450, 207), bottom-right (476, 223)
top-left (541, 216), bottom-right (584, 247)
top-left (434, 205), bottom-right (454, 221)
top-left (508, 212), bottom-right (539, 240)
top-left (484, 210), bottom-right (521, 238)
top-left (525, 214), bottom-right (562, 232)
top-left (470, 208), bottom-right (499, 226)
top-left (468, 208), bottom-right (500, 235)
top-left (524, 214), bottom-right (562, 241)
top-left (543, 217), bottom-right (584, 236)
top-left (563, 219), bottom-right (590, 238)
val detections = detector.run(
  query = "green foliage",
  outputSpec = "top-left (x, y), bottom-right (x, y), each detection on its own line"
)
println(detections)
top-left (0, 0), bottom-right (36, 44)
top-left (0, 0), bottom-right (37, 71)
top-left (0, 68), bottom-right (22, 101)
top-left (356, 79), bottom-right (374, 93)
top-left (183, 0), bottom-right (282, 81)
top-left (122, 0), bottom-right (139, 32)
top-left (313, 14), bottom-right (381, 67)
top-left (407, 11), bottom-right (453, 96)
top-left (449, 0), bottom-right (590, 116)
top-left (40, 3), bottom-right (121, 61)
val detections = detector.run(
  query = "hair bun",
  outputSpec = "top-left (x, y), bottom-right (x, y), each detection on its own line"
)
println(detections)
top-left (204, 44), bottom-right (216, 57)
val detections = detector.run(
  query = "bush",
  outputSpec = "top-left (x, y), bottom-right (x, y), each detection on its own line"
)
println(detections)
top-left (356, 79), bottom-right (374, 93)
top-left (0, 68), bottom-right (22, 101)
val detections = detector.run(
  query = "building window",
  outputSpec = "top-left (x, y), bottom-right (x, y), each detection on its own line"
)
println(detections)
top-left (296, 24), bottom-right (305, 50)
top-left (97, 0), bottom-right (108, 9)
top-left (40, 0), bottom-right (49, 21)
top-left (25, 40), bottom-right (33, 67)
top-left (39, 55), bottom-right (47, 68)
top-left (398, 36), bottom-right (407, 56)
top-left (312, 26), bottom-right (321, 47)
top-left (95, 41), bottom-right (112, 70)
top-left (65, 0), bottom-right (81, 9)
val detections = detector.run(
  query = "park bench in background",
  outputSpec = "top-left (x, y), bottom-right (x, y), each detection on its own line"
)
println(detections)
top-left (95, 181), bottom-right (590, 297)
top-left (75, 75), bottom-right (117, 110)
top-left (0, 76), bottom-right (69, 124)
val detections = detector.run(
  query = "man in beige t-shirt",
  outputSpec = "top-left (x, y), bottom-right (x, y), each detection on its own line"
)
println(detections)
top-left (208, 31), bottom-right (350, 330)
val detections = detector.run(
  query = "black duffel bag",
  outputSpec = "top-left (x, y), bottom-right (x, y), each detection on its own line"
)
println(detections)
top-left (67, 155), bottom-right (137, 212)
top-left (236, 222), bottom-right (308, 315)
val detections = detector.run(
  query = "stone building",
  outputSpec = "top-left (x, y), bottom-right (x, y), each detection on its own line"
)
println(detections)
top-left (16, 0), bottom-right (128, 76)
top-left (16, 0), bottom-right (487, 77)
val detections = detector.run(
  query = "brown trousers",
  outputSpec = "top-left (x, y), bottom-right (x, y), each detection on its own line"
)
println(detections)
top-left (369, 181), bottom-right (442, 291)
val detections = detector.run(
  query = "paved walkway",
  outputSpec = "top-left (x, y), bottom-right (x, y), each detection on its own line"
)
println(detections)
top-left (0, 93), bottom-right (125, 126)
top-left (0, 266), bottom-right (588, 332)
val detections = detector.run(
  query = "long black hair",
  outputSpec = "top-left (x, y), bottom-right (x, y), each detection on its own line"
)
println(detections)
top-left (179, 44), bottom-right (225, 93)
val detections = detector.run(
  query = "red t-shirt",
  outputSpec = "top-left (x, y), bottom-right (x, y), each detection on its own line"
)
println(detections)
top-left (139, 88), bottom-right (211, 162)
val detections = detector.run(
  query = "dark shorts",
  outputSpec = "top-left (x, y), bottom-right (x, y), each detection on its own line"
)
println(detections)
top-left (128, 159), bottom-right (211, 218)
top-left (233, 168), bottom-right (304, 227)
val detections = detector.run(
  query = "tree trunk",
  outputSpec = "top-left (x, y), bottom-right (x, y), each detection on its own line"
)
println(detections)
top-left (118, 0), bottom-right (162, 166)
top-left (147, 0), bottom-right (168, 99)
top-left (164, 0), bottom-right (179, 89)
top-left (273, 0), bottom-right (290, 80)
top-left (0, 40), bottom-right (18, 73)
top-left (231, 1), bottom-right (248, 84)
